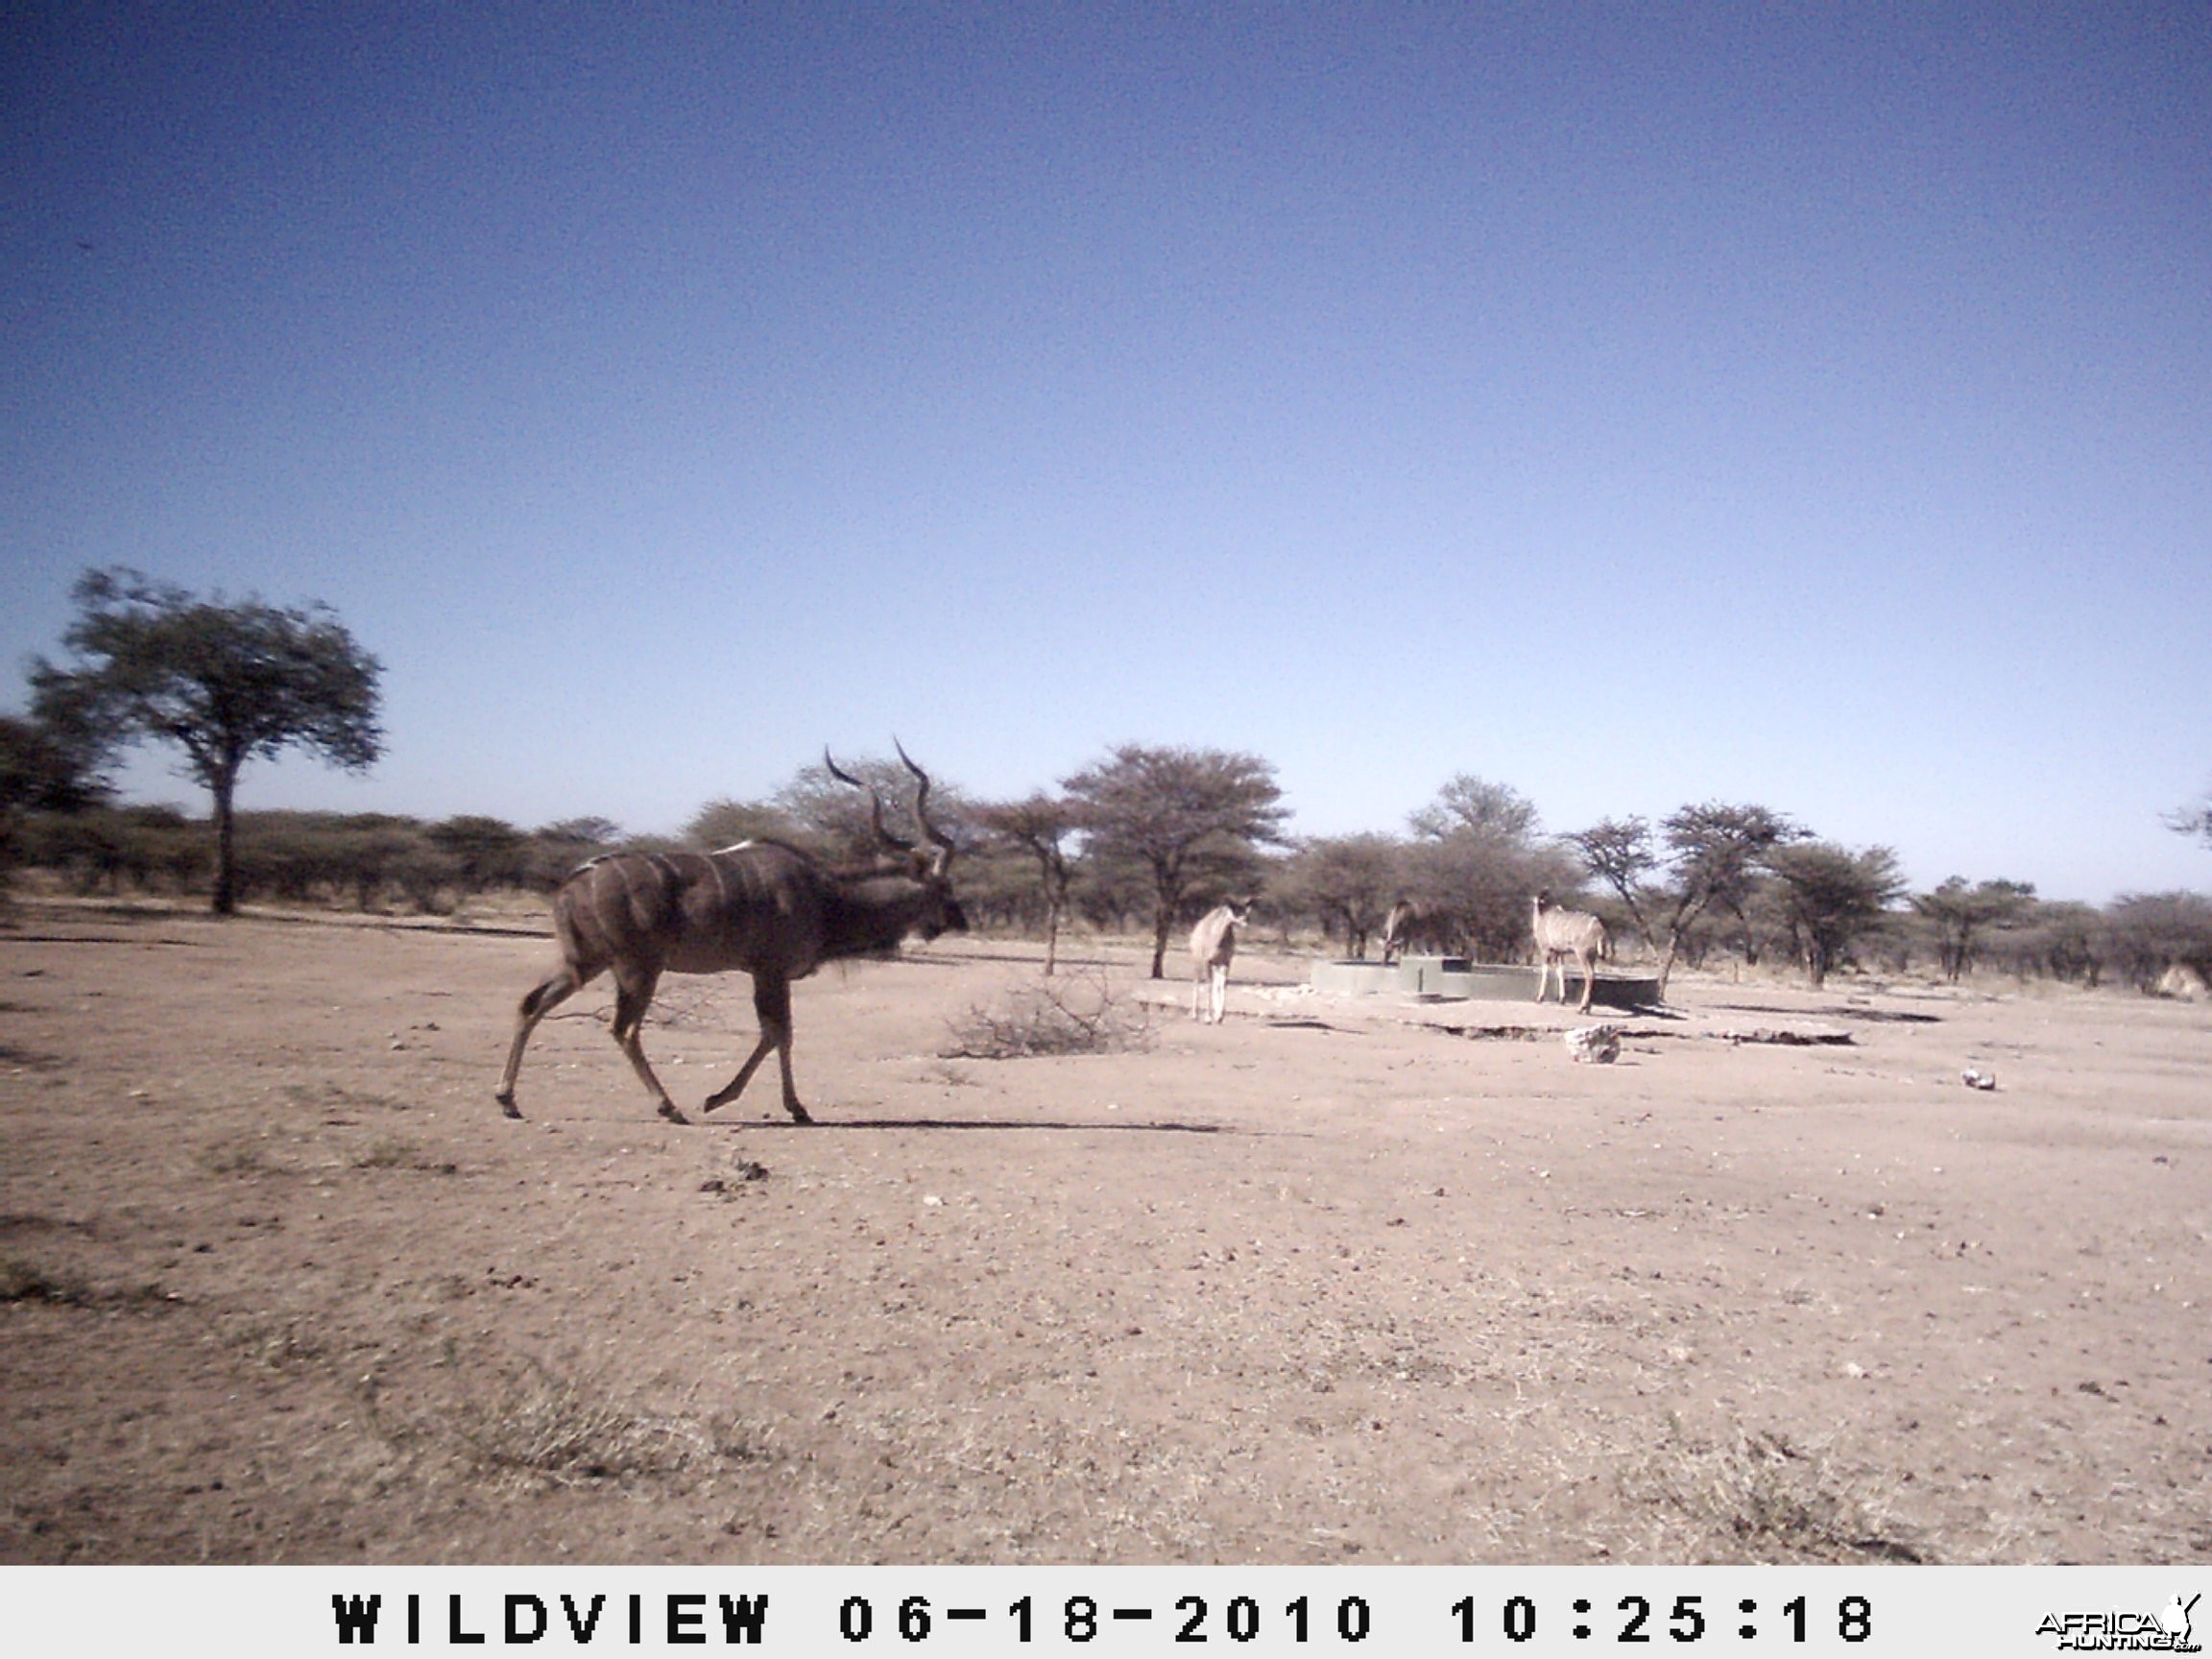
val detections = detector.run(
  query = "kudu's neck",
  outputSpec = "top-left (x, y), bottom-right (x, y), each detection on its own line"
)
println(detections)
top-left (820, 873), bottom-right (939, 960)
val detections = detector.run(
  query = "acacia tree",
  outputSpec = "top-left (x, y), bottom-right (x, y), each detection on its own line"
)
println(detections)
top-left (1061, 744), bottom-right (1288, 977)
top-left (1285, 832), bottom-right (1402, 959)
top-left (1666, 803), bottom-right (1804, 968)
top-left (1568, 815), bottom-right (1663, 953)
top-left (685, 753), bottom-right (974, 863)
top-left (1405, 830), bottom-right (1575, 961)
top-left (1400, 775), bottom-right (1568, 960)
top-left (1912, 877), bottom-right (2036, 982)
top-left (1407, 774), bottom-right (1541, 842)
top-left (539, 816), bottom-right (622, 849)
top-left (425, 814), bottom-right (528, 892)
top-left (1765, 842), bottom-right (1907, 987)
top-left (0, 711), bottom-right (111, 901)
top-left (1571, 803), bottom-right (1803, 996)
top-left (2006, 900), bottom-right (2104, 986)
top-left (30, 568), bottom-right (382, 915)
top-left (2168, 790), bottom-right (2212, 850)
top-left (773, 752), bottom-right (975, 863)
top-left (685, 795), bottom-right (800, 852)
top-left (0, 712), bottom-right (108, 815)
top-left (973, 791), bottom-right (1079, 974)
top-left (2101, 892), bottom-right (2212, 992)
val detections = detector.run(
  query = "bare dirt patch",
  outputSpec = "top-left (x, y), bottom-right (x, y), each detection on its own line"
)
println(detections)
top-left (2, 905), bottom-right (2207, 1564)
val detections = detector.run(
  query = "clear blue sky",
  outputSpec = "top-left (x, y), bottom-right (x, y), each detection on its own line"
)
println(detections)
top-left (5, 4), bottom-right (2207, 903)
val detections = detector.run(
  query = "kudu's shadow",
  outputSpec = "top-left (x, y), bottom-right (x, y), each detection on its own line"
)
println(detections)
top-left (720, 1115), bottom-right (1244, 1136)
top-left (1713, 1000), bottom-right (1941, 1024)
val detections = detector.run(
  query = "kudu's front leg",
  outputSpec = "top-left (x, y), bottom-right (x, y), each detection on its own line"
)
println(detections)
top-left (701, 974), bottom-right (812, 1123)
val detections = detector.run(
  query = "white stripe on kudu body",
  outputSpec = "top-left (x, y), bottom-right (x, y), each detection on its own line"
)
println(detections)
top-left (1530, 890), bottom-right (1610, 1014)
top-left (495, 745), bottom-right (966, 1125)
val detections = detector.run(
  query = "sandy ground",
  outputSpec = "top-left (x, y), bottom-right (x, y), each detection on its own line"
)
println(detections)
top-left (2, 902), bottom-right (2207, 1566)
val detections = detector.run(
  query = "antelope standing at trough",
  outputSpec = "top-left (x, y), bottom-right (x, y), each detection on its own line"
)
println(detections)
top-left (1190, 901), bottom-right (1250, 1023)
top-left (1531, 890), bottom-right (1610, 1013)
top-left (1379, 899), bottom-right (1420, 966)
top-left (495, 745), bottom-right (965, 1125)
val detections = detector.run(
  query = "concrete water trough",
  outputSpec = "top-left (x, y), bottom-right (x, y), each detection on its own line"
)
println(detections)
top-left (1310, 954), bottom-right (1662, 1009)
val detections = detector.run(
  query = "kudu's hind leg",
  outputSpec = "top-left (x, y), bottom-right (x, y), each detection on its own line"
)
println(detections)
top-left (609, 965), bottom-right (688, 1124)
top-left (1575, 950), bottom-right (1597, 1013)
top-left (702, 974), bottom-right (811, 1123)
top-left (496, 964), bottom-right (589, 1118)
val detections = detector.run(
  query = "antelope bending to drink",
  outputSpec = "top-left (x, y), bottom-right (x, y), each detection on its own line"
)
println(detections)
top-left (1190, 902), bottom-right (1250, 1023)
top-left (495, 745), bottom-right (965, 1125)
top-left (1531, 890), bottom-right (1610, 1013)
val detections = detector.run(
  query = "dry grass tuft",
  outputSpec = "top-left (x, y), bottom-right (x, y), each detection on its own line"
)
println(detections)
top-left (1626, 1421), bottom-right (1930, 1563)
top-left (700, 1154), bottom-right (771, 1198)
top-left (0, 1252), bottom-right (96, 1305)
top-left (445, 1360), bottom-right (767, 1488)
top-left (284, 1080), bottom-right (412, 1113)
top-left (197, 1137), bottom-right (276, 1176)
top-left (226, 1311), bottom-right (330, 1370)
top-left (0, 1251), bottom-right (171, 1310)
top-left (350, 1134), bottom-right (457, 1174)
top-left (944, 969), bottom-right (1153, 1059)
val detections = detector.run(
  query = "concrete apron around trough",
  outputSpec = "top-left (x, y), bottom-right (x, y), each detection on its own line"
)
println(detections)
top-left (1138, 957), bottom-right (1855, 1047)
top-left (1312, 955), bottom-right (1664, 1009)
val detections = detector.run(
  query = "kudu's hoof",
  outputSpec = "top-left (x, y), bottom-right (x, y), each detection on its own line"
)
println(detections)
top-left (786, 1103), bottom-right (814, 1125)
top-left (496, 1093), bottom-right (522, 1120)
top-left (658, 1102), bottom-right (691, 1125)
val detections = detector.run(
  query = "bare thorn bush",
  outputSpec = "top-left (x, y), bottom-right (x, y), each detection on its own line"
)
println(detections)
top-left (942, 967), bottom-right (1153, 1060)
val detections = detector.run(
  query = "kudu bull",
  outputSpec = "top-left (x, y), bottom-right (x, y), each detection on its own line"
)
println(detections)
top-left (496, 745), bottom-right (965, 1124)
